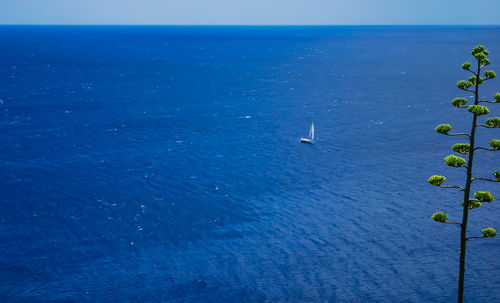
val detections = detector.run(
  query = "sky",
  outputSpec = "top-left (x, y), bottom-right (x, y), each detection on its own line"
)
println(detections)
top-left (0, 0), bottom-right (499, 25)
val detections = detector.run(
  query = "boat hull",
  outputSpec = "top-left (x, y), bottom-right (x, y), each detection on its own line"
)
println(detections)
top-left (300, 138), bottom-right (312, 144)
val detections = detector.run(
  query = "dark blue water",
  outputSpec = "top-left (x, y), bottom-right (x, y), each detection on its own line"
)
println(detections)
top-left (1, 26), bottom-right (499, 302)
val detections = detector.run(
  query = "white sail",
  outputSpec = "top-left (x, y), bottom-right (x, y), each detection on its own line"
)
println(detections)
top-left (309, 122), bottom-right (314, 140)
top-left (300, 122), bottom-right (315, 144)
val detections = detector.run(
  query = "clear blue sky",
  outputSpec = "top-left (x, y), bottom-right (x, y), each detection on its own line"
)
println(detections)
top-left (1, 0), bottom-right (499, 25)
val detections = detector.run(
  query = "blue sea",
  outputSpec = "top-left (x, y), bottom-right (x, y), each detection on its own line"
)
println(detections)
top-left (1, 26), bottom-right (499, 302)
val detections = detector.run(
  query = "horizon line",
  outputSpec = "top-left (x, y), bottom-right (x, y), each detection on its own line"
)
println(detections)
top-left (1, 24), bottom-right (500, 27)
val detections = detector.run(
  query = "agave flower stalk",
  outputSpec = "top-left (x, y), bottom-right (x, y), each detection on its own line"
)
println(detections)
top-left (429, 45), bottom-right (499, 303)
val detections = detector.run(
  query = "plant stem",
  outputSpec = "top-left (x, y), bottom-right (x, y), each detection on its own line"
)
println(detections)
top-left (466, 236), bottom-right (486, 241)
top-left (446, 133), bottom-right (471, 137)
top-left (439, 185), bottom-right (465, 190)
top-left (474, 147), bottom-right (497, 151)
top-left (471, 177), bottom-right (500, 183)
top-left (457, 58), bottom-right (481, 303)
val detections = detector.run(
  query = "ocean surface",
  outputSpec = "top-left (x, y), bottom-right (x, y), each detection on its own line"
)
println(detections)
top-left (1, 26), bottom-right (499, 302)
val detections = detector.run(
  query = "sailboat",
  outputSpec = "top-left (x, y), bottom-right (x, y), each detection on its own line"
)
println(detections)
top-left (300, 122), bottom-right (314, 144)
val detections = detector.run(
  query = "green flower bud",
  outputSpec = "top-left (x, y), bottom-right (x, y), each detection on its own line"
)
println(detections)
top-left (482, 228), bottom-right (498, 238)
top-left (468, 105), bottom-right (490, 116)
top-left (462, 62), bottom-right (471, 70)
top-left (475, 53), bottom-right (486, 62)
top-left (484, 70), bottom-right (496, 79)
top-left (493, 171), bottom-right (500, 180)
top-left (474, 191), bottom-right (495, 202)
top-left (444, 155), bottom-right (466, 167)
top-left (432, 212), bottom-right (448, 223)
top-left (495, 93), bottom-right (500, 102)
top-left (485, 117), bottom-right (500, 128)
top-left (483, 58), bottom-right (491, 66)
top-left (457, 80), bottom-right (472, 90)
top-left (484, 50), bottom-right (490, 56)
top-left (451, 98), bottom-right (468, 107)
top-left (428, 175), bottom-right (446, 186)
top-left (435, 124), bottom-right (452, 134)
top-left (461, 199), bottom-right (482, 209)
top-left (451, 143), bottom-right (470, 154)
top-left (471, 45), bottom-right (485, 55)
top-left (490, 139), bottom-right (500, 150)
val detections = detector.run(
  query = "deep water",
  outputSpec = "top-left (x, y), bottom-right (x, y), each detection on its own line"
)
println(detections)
top-left (1, 26), bottom-right (500, 302)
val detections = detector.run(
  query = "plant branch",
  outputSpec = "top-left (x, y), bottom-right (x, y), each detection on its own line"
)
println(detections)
top-left (476, 124), bottom-right (495, 128)
top-left (446, 133), bottom-right (471, 138)
top-left (465, 70), bottom-right (477, 76)
top-left (474, 147), bottom-right (497, 151)
top-left (479, 100), bottom-right (499, 104)
top-left (438, 185), bottom-right (465, 191)
top-left (471, 177), bottom-right (500, 183)
top-left (466, 236), bottom-right (485, 241)
top-left (444, 221), bottom-right (462, 227)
